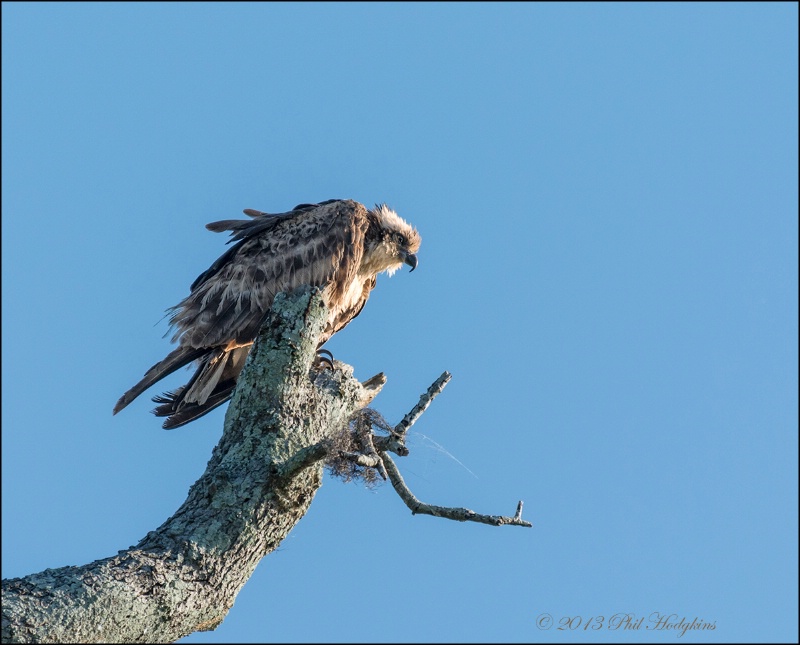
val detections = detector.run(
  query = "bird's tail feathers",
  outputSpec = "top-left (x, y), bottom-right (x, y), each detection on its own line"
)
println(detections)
top-left (113, 346), bottom-right (205, 416)
top-left (152, 382), bottom-right (236, 429)
top-left (150, 345), bottom-right (250, 429)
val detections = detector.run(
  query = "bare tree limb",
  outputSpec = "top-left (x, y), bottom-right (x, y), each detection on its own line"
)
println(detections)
top-left (396, 370), bottom-right (452, 437)
top-left (357, 373), bottom-right (532, 529)
top-left (2, 289), bottom-right (532, 644)
top-left (1, 288), bottom-right (380, 644)
top-left (382, 453), bottom-right (533, 528)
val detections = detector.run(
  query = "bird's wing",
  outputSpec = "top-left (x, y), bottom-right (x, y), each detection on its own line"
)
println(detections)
top-left (169, 199), bottom-right (369, 350)
top-left (190, 209), bottom-right (294, 291)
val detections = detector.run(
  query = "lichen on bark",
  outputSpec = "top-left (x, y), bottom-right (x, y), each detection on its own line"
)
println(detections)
top-left (2, 287), bottom-right (381, 644)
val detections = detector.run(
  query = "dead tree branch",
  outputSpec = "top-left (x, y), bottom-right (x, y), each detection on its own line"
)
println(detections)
top-left (382, 453), bottom-right (532, 527)
top-left (1, 288), bottom-right (380, 644)
top-left (338, 373), bottom-right (532, 528)
top-left (396, 370), bottom-right (452, 436)
top-left (2, 288), bottom-right (531, 644)
top-left (378, 373), bottom-right (532, 528)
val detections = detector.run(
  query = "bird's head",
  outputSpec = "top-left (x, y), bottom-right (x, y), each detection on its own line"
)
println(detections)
top-left (365, 204), bottom-right (421, 276)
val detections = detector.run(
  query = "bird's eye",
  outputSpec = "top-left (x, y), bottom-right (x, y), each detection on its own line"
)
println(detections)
top-left (393, 233), bottom-right (406, 245)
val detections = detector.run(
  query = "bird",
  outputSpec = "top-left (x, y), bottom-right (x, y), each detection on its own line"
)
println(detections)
top-left (113, 199), bottom-right (420, 429)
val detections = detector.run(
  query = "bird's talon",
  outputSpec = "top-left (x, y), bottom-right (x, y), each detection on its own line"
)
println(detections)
top-left (315, 348), bottom-right (335, 370)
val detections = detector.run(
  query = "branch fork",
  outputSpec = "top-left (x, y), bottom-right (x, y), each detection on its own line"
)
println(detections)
top-left (334, 370), bottom-right (532, 529)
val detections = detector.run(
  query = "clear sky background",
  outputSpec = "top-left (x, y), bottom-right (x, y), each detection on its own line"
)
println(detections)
top-left (2, 3), bottom-right (797, 643)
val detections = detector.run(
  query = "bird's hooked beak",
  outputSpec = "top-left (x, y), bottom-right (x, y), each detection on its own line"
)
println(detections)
top-left (403, 251), bottom-right (418, 272)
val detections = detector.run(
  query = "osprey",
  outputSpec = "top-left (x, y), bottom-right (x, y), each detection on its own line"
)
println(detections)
top-left (113, 199), bottom-right (420, 428)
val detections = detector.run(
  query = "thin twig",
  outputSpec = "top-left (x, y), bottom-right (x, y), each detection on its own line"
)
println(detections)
top-left (381, 452), bottom-right (532, 528)
top-left (395, 371), bottom-right (452, 437)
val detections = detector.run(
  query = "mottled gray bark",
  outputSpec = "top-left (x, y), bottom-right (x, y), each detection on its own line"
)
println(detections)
top-left (1, 288), bottom-right (384, 644)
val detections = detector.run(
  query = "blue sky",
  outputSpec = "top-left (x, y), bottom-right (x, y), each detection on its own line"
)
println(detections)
top-left (2, 2), bottom-right (797, 643)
